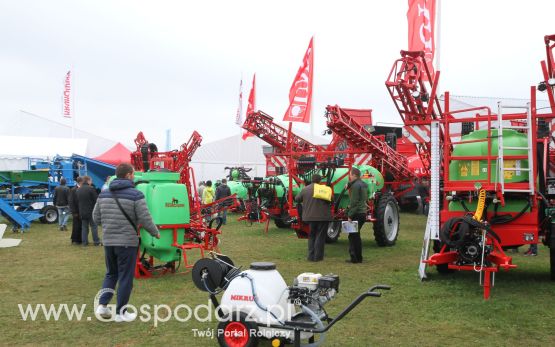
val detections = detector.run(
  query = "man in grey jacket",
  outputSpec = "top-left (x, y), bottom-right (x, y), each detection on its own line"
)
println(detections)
top-left (93, 163), bottom-right (160, 322)
top-left (294, 174), bottom-right (332, 262)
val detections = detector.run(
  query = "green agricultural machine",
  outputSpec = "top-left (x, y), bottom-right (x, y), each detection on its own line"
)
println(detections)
top-left (130, 132), bottom-right (230, 279)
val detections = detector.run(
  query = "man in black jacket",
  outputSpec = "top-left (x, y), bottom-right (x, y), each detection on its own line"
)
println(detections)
top-left (294, 174), bottom-right (332, 262)
top-left (69, 176), bottom-right (83, 244)
top-left (77, 176), bottom-right (100, 246)
top-left (215, 178), bottom-right (232, 224)
top-left (53, 178), bottom-right (70, 231)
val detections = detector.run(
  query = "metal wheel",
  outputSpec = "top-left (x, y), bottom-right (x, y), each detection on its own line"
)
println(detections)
top-left (39, 205), bottom-right (58, 224)
top-left (373, 194), bottom-right (400, 246)
top-left (325, 221), bottom-right (341, 243)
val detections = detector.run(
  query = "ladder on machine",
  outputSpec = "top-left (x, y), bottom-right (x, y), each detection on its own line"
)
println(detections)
top-left (418, 121), bottom-right (441, 280)
top-left (496, 102), bottom-right (535, 195)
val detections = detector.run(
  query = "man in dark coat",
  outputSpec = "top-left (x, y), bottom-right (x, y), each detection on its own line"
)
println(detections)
top-left (93, 163), bottom-right (159, 322)
top-left (294, 174), bottom-right (332, 262)
top-left (69, 176), bottom-right (83, 244)
top-left (53, 177), bottom-right (71, 231)
top-left (215, 178), bottom-right (232, 224)
top-left (77, 175), bottom-right (100, 246)
top-left (346, 167), bottom-right (369, 263)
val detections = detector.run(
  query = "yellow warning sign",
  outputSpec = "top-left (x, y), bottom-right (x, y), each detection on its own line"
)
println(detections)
top-left (471, 161), bottom-right (480, 176)
top-left (504, 160), bottom-right (515, 180)
top-left (460, 163), bottom-right (468, 177)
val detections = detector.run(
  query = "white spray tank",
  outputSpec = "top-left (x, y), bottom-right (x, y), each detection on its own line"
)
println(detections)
top-left (220, 262), bottom-right (295, 325)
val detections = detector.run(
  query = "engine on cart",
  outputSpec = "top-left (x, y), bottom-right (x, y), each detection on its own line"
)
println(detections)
top-left (192, 255), bottom-right (389, 347)
top-left (288, 273), bottom-right (339, 317)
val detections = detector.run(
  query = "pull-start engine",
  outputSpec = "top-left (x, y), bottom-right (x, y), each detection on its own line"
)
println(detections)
top-left (288, 273), bottom-right (339, 318)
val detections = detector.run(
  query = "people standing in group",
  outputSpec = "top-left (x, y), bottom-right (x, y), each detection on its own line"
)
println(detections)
top-left (294, 174), bottom-right (332, 262)
top-left (77, 176), bottom-right (100, 246)
top-left (346, 167), bottom-right (368, 264)
top-left (69, 176), bottom-right (83, 245)
top-left (93, 163), bottom-right (160, 322)
top-left (215, 178), bottom-right (232, 225)
top-left (53, 178), bottom-right (71, 231)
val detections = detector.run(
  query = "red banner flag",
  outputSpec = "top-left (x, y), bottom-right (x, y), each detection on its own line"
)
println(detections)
top-left (62, 70), bottom-right (72, 118)
top-left (407, 0), bottom-right (436, 79)
top-left (242, 74), bottom-right (256, 140)
top-left (283, 37), bottom-right (314, 123)
top-left (235, 79), bottom-right (243, 126)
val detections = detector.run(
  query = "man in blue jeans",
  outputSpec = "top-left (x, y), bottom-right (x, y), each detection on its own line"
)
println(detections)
top-left (93, 163), bottom-right (160, 322)
top-left (53, 178), bottom-right (70, 231)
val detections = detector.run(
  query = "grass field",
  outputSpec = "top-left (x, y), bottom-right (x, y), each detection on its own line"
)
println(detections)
top-left (1, 213), bottom-right (555, 347)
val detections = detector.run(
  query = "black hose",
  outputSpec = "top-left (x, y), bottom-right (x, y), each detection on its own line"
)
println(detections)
top-left (440, 215), bottom-right (501, 248)
top-left (490, 199), bottom-right (531, 225)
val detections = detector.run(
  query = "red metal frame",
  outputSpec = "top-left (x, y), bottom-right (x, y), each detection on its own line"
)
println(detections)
top-left (385, 38), bottom-right (555, 299)
top-left (241, 109), bottom-right (413, 237)
top-left (130, 132), bottom-right (238, 279)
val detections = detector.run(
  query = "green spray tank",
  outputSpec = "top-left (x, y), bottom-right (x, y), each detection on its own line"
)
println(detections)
top-left (448, 128), bottom-right (530, 214)
top-left (258, 165), bottom-right (384, 209)
top-left (134, 171), bottom-right (190, 262)
top-left (327, 165), bottom-right (384, 209)
top-left (449, 129), bottom-right (529, 183)
top-left (227, 180), bottom-right (248, 201)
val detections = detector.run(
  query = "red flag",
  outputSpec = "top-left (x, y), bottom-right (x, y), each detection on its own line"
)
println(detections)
top-left (62, 70), bottom-right (72, 118)
top-left (242, 74), bottom-right (256, 140)
top-left (407, 0), bottom-right (436, 79)
top-left (235, 79), bottom-right (243, 126)
top-left (283, 37), bottom-right (314, 123)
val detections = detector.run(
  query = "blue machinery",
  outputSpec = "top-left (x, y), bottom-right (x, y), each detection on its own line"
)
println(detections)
top-left (0, 155), bottom-right (115, 231)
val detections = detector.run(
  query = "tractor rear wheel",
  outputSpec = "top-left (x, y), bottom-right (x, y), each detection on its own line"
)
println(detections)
top-left (325, 221), bottom-right (341, 243)
top-left (373, 194), bottom-right (400, 246)
top-left (39, 205), bottom-right (58, 224)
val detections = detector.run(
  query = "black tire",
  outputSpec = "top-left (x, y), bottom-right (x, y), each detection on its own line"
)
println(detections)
top-left (325, 221), bottom-right (341, 243)
top-left (373, 194), bottom-right (400, 246)
top-left (274, 212), bottom-right (292, 229)
top-left (39, 205), bottom-right (58, 224)
top-left (550, 247), bottom-right (555, 281)
top-left (433, 240), bottom-right (454, 274)
top-left (217, 312), bottom-right (259, 347)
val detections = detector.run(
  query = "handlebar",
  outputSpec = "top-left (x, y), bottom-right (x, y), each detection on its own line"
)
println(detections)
top-left (367, 284), bottom-right (391, 297)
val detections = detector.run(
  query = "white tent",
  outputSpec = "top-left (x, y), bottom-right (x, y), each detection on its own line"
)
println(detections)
top-left (0, 110), bottom-right (117, 157)
top-left (190, 135), bottom-right (267, 182)
top-left (191, 130), bottom-right (328, 183)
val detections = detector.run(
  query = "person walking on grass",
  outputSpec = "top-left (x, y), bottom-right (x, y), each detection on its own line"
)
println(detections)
top-left (294, 174), bottom-right (332, 262)
top-left (53, 178), bottom-right (70, 231)
top-left (345, 167), bottom-right (368, 264)
top-left (93, 163), bottom-right (160, 322)
top-left (77, 176), bottom-right (100, 246)
top-left (69, 176), bottom-right (83, 244)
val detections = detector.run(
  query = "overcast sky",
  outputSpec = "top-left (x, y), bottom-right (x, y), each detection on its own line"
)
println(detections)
top-left (1, 0), bottom-right (554, 149)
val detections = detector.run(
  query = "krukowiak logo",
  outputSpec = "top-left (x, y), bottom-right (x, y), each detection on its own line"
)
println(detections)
top-left (165, 197), bottom-right (185, 208)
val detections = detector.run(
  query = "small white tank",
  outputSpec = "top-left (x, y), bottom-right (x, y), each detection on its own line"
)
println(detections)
top-left (220, 262), bottom-right (294, 325)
